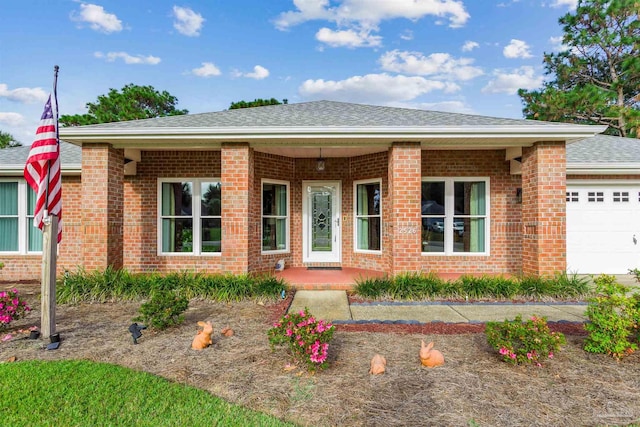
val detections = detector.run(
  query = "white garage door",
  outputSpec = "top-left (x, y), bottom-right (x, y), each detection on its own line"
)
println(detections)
top-left (566, 183), bottom-right (640, 274)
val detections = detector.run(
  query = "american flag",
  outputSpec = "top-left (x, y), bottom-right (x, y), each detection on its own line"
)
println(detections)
top-left (24, 94), bottom-right (62, 243)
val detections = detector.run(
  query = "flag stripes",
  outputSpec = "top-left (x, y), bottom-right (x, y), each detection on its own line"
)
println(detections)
top-left (24, 94), bottom-right (62, 243)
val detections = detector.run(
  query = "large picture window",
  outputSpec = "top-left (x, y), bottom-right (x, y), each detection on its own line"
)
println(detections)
top-left (354, 179), bottom-right (381, 252)
top-left (0, 180), bottom-right (42, 253)
top-left (159, 179), bottom-right (221, 255)
top-left (262, 180), bottom-right (289, 252)
top-left (421, 178), bottom-right (489, 255)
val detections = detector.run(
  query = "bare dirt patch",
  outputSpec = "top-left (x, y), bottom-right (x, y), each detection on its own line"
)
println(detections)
top-left (2, 283), bottom-right (639, 427)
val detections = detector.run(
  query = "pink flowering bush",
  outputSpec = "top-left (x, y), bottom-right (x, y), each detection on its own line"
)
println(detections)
top-left (268, 308), bottom-right (334, 371)
top-left (485, 315), bottom-right (565, 367)
top-left (0, 289), bottom-right (31, 331)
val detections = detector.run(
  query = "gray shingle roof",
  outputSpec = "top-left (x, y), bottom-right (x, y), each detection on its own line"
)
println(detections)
top-left (68, 100), bottom-right (562, 129)
top-left (567, 134), bottom-right (640, 164)
top-left (0, 141), bottom-right (81, 171)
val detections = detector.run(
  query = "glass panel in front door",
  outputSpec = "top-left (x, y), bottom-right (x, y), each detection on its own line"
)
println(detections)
top-left (312, 191), bottom-right (332, 251)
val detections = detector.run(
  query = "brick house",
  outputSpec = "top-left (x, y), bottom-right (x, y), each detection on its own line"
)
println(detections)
top-left (0, 101), bottom-right (611, 282)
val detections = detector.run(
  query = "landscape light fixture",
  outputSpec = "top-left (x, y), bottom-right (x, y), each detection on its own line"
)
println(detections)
top-left (316, 148), bottom-right (325, 171)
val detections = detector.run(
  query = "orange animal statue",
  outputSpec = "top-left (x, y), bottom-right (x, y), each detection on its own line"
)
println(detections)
top-left (220, 327), bottom-right (234, 337)
top-left (369, 354), bottom-right (387, 375)
top-left (191, 321), bottom-right (214, 350)
top-left (420, 340), bottom-right (445, 368)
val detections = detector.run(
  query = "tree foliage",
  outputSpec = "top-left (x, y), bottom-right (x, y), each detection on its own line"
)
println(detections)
top-left (0, 131), bottom-right (21, 149)
top-left (59, 84), bottom-right (188, 127)
top-left (518, 0), bottom-right (639, 137)
top-left (229, 98), bottom-right (288, 110)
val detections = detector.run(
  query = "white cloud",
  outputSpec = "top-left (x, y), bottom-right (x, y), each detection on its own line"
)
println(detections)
top-left (379, 50), bottom-right (483, 81)
top-left (316, 27), bottom-right (382, 48)
top-left (400, 30), bottom-right (413, 41)
top-left (191, 62), bottom-right (222, 77)
top-left (0, 112), bottom-right (25, 126)
top-left (247, 65), bottom-right (270, 80)
top-left (548, 35), bottom-right (566, 51)
top-left (461, 40), bottom-right (479, 52)
top-left (481, 66), bottom-right (543, 94)
top-left (0, 84), bottom-right (49, 104)
top-left (550, 0), bottom-right (578, 9)
top-left (299, 73), bottom-right (460, 104)
top-left (70, 3), bottom-right (122, 33)
top-left (503, 39), bottom-right (532, 59)
top-left (173, 6), bottom-right (205, 37)
top-left (94, 51), bottom-right (161, 65)
top-left (275, 0), bottom-right (470, 30)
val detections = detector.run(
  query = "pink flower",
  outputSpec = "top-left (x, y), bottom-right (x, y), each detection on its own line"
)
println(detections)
top-left (299, 310), bottom-right (306, 317)
top-left (499, 347), bottom-right (509, 355)
top-left (1, 334), bottom-right (12, 342)
top-left (548, 352), bottom-right (554, 359)
top-left (286, 329), bottom-right (293, 337)
top-left (509, 353), bottom-right (516, 360)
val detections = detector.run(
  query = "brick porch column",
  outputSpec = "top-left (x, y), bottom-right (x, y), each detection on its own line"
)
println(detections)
top-left (389, 142), bottom-right (422, 275)
top-left (521, 141), bottom-right (566, 276)
top-left (81, 144), bottom-right (124, 271)
top-left (221, 143), bottom-right (253, 274)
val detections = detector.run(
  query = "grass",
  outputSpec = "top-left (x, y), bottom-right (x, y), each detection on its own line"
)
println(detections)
top-left (355, 271), bottom-right (592, 300)
top-left (0, 360), bottom-right (295, 427)
top-left (57, 267), bottom-right (286, 304)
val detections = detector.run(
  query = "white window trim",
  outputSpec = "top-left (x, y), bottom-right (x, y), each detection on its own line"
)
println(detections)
top-left (0, 179), bottom-right (41, 255)
top-left (353, 178), bottom-right (382, 254)
top-left (421, 177), bottom-right (490, 256)
top-left (261, 178), bottom-right (290, 255)
top-left (157, 178), bottom-right (221, 256)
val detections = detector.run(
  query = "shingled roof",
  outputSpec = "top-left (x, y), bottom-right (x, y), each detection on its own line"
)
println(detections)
top-left (65, 100), bottom-right (556, 129)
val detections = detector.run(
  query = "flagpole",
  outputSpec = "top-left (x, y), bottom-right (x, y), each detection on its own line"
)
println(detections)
top-left (41, 65), bottom-right (60, 340)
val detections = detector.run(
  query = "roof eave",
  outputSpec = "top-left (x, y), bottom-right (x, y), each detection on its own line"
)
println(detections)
top-left (59, 124), bottom-right (609, 144)
top-left (567, 162), bottom-right (640, 175)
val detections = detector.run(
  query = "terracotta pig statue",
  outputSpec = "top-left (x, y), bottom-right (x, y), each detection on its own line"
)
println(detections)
top-left (369, 354), bottom-right (387, 375)
top-left (191, 321), bottom-right (214, 350)
top-left (420, 340), bottom-right (445, 368)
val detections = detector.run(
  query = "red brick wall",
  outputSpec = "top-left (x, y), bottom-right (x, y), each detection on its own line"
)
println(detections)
top-left (251, 152), bottom-right (295, 272)
top-left (419, 149), bottom-right (523, 275)
top-left (221, 143), bottom-right (252, 274)
top-left (389, 142), bottom-right (422, 274)
top-left (123, 150), bottom-right (223, 273)
top-left (81, 145), bottom-right (124, 271)
top-left (522, 142), bottom-right (566, 276)
top-left (0, 176), bottom-right (82, 282)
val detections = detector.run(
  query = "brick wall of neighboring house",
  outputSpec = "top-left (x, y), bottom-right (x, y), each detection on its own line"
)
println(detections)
top-left (419, 149), bottom-right (523, 275)
top-left (0, 176), bottom-right (82, 282)
top-left (122, 150), bottom-right (223, 273)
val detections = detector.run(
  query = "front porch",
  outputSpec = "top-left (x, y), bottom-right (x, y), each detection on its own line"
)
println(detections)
top-left (274, 267), bottom-right (483, 290)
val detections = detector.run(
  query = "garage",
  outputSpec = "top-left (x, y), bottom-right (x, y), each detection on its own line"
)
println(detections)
top-left (566, 183), bottom-right (640, 274)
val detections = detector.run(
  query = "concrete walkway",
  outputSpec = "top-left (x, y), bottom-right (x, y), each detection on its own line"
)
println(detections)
top-left (288, 290), bottom-right (589, 324)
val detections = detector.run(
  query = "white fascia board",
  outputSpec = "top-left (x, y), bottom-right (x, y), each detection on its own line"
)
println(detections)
top-left (567, 162), bottom-right (640, 175)
top-left (59, 124), bottom-right (609, 141)
top-left (0, 163), bottom-right (82, 175)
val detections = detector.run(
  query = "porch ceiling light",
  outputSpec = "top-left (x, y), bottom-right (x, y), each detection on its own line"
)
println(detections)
top-left (316, 148), bottom-right (326, 171)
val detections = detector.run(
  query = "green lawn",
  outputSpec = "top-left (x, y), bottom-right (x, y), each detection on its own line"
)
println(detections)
top-left (1, 360), bottom-right (296, 427)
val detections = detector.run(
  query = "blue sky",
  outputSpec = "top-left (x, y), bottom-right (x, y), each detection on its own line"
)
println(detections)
top-left (0, 0), bottom-right (578, 144)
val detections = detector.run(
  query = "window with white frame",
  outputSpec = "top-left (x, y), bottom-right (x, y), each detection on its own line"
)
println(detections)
top-left (0, 180), bottom-right (42, 253)
top-left (262, 180), bottom-right (289, 252)
top-left (354, 179), bottom-right (381, 252)
top-left (421, 178), bottom-right (489, 254)
top-left (158, 179), bottom-right (221, 255)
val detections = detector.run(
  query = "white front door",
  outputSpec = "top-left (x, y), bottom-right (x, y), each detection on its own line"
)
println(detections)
top-left (302, 181), bottom-right (341, 263)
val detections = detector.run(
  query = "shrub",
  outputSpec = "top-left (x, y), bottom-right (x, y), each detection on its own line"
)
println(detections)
top-left (268, 308), bottom-right (334, 371)
top-left (485, 315), bottom-right (565, 366)
top-left (584, 274), bottom-right (639, 359)
top-left (134, 291), bottom-right (189, 330)
top-left (0, 289), bottom-right (31, 331)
